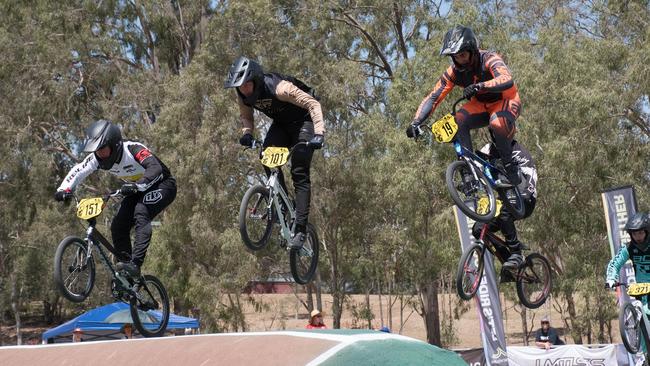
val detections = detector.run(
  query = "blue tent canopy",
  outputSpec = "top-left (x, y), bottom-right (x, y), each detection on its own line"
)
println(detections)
top-left (43, 302), bottom-right (199, 343)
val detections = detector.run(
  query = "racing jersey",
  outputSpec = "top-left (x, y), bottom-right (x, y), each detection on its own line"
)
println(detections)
top-left (57, 141), bottom-right (171, 193)
top-left (414, 50), bottom-right (519, 124)
top-left (606, 244), bottom-right (650, 284)
top-left (236, 73), bottom-right (325, 135)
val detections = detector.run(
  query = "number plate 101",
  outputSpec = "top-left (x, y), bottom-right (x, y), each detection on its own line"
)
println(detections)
top-left (261, 147), bottom-right (290, 168)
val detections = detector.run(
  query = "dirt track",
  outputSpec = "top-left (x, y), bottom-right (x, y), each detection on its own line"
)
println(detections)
top-left (2, 333), bottom-right (338, 366)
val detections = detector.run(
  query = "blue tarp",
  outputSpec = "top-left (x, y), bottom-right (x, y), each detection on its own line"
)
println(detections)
top-left (43, 302), bottom-right (199, 342)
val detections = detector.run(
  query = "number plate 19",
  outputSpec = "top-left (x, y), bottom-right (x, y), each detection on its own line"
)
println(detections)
top-left (431, 114), bottom-right (458, 143)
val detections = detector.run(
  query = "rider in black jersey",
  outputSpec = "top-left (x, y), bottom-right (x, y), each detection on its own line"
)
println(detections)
top-left (224, 56), bottom-right (325, 249)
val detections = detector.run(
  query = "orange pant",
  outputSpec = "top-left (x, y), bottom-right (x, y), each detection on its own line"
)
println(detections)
top-left (455, 95), bottom-right (522, 164)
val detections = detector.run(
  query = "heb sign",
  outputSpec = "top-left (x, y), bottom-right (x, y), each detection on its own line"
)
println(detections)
top-left (602, 186), bottom-right (638, 305)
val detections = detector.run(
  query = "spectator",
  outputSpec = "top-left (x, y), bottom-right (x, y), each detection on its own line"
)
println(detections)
top-left (72, 328), bottom-right (83, 343)
top-left (535, 316), bottom-right (564, 349)
top-left (306, 309), bottom-right (327, 329)
top-left (122, 323), bottom-right (133, 339)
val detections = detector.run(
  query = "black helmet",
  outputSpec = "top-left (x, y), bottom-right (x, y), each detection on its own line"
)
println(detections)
top-left (625, 212), bottom-right (650, 250)
top-left (82, 119), bottom-right (123, 169)
top-left (440, 25), bottom-right (479, 56)
top-left (440, 25), bottom-right (479, 70)
top-left (223, 56), bottom-right (264, 89)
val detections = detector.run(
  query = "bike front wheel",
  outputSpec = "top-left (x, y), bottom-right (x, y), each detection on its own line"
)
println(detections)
top-left (456, 244), bottom-right (485, 300)
top-left (516, 253), bottom-right (552, 309)
top-left (290, 224), bottom-right (320, 285)
top-left (53, 236), bottom-right (96, 303)
top-left (446, 160), bottom-right (496, 222)
top-left (129, 274), bottom-right (170, 338)
top-left (620, 302), bottom-right (642, 354)
top-left (239, 184), bottom-right (275, 251)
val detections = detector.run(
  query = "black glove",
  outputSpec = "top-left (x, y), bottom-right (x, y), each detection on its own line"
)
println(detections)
top-left (406, 123), bottom-right (421, 139)
top-left (239, 133), bottom-right (254, 148)
top-left (309, 134), bottom-right (325, 149)
top-left (462, 83), bottom-right (482, 99)
top-left (120, 183), bottom-right (139, 196)
top-left (54, 190), bottom-right (72, 202)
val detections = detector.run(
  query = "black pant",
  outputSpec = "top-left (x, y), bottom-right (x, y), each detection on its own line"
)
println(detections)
top-left (111, 178), bottom-right (177, 266)
top-left (263, 120), bottom-right (314, 232)
top-left (472, 196), bottom-right (536, 252)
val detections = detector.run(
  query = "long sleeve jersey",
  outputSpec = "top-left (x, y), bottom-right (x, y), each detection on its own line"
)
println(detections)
top-left (57, 141), bottom-right (171, 193)
top-left (414, 50), bottom-right (519, 124)
top-left (236, 73), bottom-right (325, 136)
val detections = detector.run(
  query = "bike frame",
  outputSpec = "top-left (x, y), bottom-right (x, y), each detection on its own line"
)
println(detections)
top-left (478, 224), bottom-right (512, 264)
top-left (265, 171), bottom-right (296, 242)
top-left (83, 217), bottom-right (133, 291)
top-left (454, 142), bottom-right (501, 187)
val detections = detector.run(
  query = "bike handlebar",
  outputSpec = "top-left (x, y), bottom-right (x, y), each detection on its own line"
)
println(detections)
top-left (414, 97), bottom-right (467, 138)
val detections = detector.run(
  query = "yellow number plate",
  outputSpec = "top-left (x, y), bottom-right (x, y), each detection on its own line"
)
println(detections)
top-left (628, 283), bottom-right (650, 296)
top-left (77, 198), bottom-right (104, 220)
top-left (261, 147), bottom-right (290, 168)
top-left (476, 197), bottom-right (502, 216)
top-left (430, 114), bottom-right (458, 143)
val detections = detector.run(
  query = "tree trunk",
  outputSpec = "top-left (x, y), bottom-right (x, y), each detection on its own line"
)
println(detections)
top-left (564, 291), bottom-right (582, 344)
top-left (11, 272), bottom-right (22, 345)
top-left (387, 277), bottom-right (393, 331)
top-left (315, 270), bottom-right (323, 312)
top-left (520, 306), bottom-right (529, 346)
top-left (378, 280), bottom-right (384, 326)
top-left (365, 289), bottom-right (372, 329)
top-left (421, 280), bottom-right (441, 346)
top-left (306, 283), bottom-right (314, 312)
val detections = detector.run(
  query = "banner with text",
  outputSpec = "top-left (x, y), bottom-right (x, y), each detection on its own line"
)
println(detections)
top-left (454, 206), bottom-right (508, 366)
top-left (602, 186), bottom-right (637, 305)
top-left (507, 345), bottom-right (618, 366)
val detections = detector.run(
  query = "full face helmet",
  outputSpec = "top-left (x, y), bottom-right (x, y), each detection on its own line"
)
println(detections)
top-left (440, 25), bottom-right (479, 71)
top-left (625, 212), bottom-right (650, 251)
top-left (82, 119), bottom-right (123, 169)
top-left (224, 56), bottom-right (264, 105)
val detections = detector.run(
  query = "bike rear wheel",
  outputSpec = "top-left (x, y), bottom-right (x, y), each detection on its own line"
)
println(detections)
top-left (53, 236), bottom-right (95, 303)
top-left (239, 185), bottom-right (275, 251)
top-left (129, 274), bottom-right (170, 338)
top-left (446, 160), bottom-right (496, 222)
top-left (497, 186), bottom-right (526, 219)
top-left (516, 253), bottom-right (552, 309)
top-left (456, 244), bottom-right (485, 300)
top-left (290, 224), bottom-right (320, 285)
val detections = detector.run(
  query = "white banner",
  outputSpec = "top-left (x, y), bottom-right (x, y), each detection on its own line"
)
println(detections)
top-left (507, 345), bottom-right (618, 366)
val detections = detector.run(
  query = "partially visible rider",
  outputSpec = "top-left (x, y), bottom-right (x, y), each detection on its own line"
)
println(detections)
top-left (407, 25), bottom-right (523, 186)
top-left (224, 56), bottom-right (325, 250)
top-left (54, 120), bottom-right (177, 277)
top-left (606, 212), bottom-right (650, 309)
top-left (472, 140), bottom-right (537, 271)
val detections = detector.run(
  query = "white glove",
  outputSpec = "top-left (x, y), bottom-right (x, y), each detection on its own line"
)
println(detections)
top-left (605, 279), bottom-right (616, 289)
